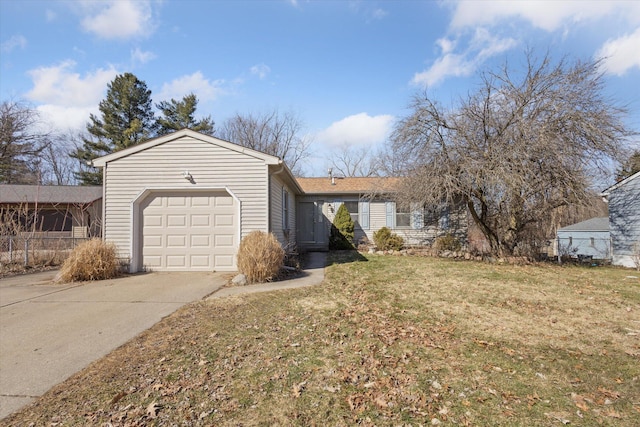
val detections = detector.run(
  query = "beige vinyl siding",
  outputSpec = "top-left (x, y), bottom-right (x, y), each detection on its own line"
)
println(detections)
top-left (269, 174), bottom-right (297, 250)
top-left (102, 136), bottom-right (269, 263)
top-left (324, 198), bottom-right (453, 246)
top-left (369, 201), bottom-right (387, 231)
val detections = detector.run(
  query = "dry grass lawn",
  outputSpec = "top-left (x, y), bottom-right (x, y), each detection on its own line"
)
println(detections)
top-left (3, 252), bottom-right (639, 426)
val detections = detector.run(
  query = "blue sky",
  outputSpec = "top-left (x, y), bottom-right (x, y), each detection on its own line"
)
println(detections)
top-left (1, 0), bottom-right (639, 176)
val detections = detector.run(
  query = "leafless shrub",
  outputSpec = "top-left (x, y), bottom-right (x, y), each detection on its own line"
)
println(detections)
top-left (57, 238), bottom-right (119, 282)
top-left (237, 231), bottom-right (284, 283)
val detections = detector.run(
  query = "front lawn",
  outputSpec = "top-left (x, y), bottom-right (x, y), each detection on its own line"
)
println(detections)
top-left (5, 253), bottom-right (639, 426)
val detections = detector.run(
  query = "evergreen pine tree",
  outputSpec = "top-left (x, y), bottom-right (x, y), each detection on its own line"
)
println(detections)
top-left (155, 93), bottom-right (214, 136)
top-left (617, 150), bottom-right (640, 181)
top-left (71, 73), bottom-right (155, 185)
top-left (329, 203), bottom-right (355, 249)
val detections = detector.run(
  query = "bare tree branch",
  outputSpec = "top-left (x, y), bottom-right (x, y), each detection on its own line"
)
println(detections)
top-left (389, 51), bottom-right (635, 257)
top-left (218, 109), bottom-right (311, 175)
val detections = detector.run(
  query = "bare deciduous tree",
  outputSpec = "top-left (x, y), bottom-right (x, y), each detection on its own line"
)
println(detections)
top-left (389, 51), bottom-right (634, 257)
top-left (329, 145), bottom-right (380, 177)
top-left (218, 109), bottom-right (311, 175)
top-left (38, 133), bottom-right (85, 185)
top-left (0, 100), bottom-right (52, 184)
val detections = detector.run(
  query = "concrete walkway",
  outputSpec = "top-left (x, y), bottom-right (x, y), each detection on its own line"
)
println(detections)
top-left (210, 251), bottom-right (326, 298)
top-left (0, 252), bottom-right (326, 420)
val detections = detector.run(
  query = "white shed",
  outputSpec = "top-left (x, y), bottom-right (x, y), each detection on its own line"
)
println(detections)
top-left (93, 130), bottom-right (301, 273)
top-left (556, 217), bottom-right (610, 260)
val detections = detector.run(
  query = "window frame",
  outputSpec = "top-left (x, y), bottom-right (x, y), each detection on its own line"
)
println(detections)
top-left (282, 188), bottom-right (290, 231)
top-left (395, 203), bottom-right (411, 228)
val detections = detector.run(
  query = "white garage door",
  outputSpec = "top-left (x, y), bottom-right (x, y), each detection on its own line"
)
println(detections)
top-left (140, 191), bottom-right (236, 271)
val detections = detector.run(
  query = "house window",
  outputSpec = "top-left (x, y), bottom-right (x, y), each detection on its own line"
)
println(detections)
top-left (282, 188), bottom-right (289, 230)
top-left (590, 237), bottom-right (595, 247)
top-left (396, 204), bottom-right (411, 228)
top-left (343, 201), bottom-right (359, 225)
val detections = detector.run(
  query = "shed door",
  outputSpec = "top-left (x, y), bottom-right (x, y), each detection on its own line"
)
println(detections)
top-left (140, 191), bottom-right (236, 271)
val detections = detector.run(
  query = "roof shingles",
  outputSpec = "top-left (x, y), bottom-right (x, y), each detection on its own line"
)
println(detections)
top-left (0, 185), bottom-right (102, 205)
top-left (296, 177), bottom-right (400, 194)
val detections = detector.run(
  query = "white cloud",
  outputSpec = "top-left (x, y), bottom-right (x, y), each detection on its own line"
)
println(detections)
top-left (412, 28), bottom-right (516, 87)
top-left (250, 63), bottom-right (271, 80)
top-left (26, 60), bottom-right (118, 107)
top-left (131, 47), bottom-right (156, 65)
top-left (23, 61), bottom-right (118, 131)
top-left (596, 27), bottom-right (640, 75)
top-left (1, 35), bottom-right (27, 53)
top-left (436, 37), bottom-right (455, 55)
top-left (449, 0), bottom-right (636, 32)
top-left (317, 113), bottom-right (394, 147)
top-left (80, 0), bottom-right (155, 40)
top-left (157, 72), bottom-right (224, 103)
top-left (36, 104), bottom-right (97, 132)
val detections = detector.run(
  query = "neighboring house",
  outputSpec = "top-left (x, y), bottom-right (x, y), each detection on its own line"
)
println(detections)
top-left (93, 129), bottom-right (463, 273)
top-left (556, 217), bottom-right (610, 260)
top-left (0, 184), bottom-right (102, 237)
top-left (92, 129), bottom-right (302, 273)
top-left (296, 176), bottom-right (460, 251)
top-left (601, 171), bottom-right (640, 268)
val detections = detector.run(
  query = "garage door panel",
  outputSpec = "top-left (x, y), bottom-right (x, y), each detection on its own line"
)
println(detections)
top-left (167, 197), bottom-right (187, 207)
top-left (191, 196), bottom-right (212, 207)
top-left (144, 235), bottom-right (163, 247)
top-left (214, 234), bottom-right (234, 247)
top-left (167, 214), bottom-right (186, 227)
top-left (167, 235), bottom-right (186, 247)
top-left (190, 255), bottom-right (211, 267)
top-left (214, 255), bottom-right (234, 267)
top-left (214, 214), bottom-right (234, 226)
top-left (191, 214), bottom-right (210, 227)
top-left (145, 214), bottom-right (163, 227)
top-left (141, 191), bottom-right (237, 271)
top-left (191, 235), bottom-right (211, 247)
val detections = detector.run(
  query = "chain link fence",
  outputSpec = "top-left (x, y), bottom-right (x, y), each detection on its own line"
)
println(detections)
top-left (0, 235), bottom-right (90, 269)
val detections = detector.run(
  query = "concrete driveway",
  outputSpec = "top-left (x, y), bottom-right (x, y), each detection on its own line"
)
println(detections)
top-left (0, 270), bottom-right (226, 420)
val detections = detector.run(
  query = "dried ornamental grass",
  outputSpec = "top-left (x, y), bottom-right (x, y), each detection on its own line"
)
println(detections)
top-left (58, 238), bottom-right (119, 282)
top-left (237, 231), bottom-right (285, 283)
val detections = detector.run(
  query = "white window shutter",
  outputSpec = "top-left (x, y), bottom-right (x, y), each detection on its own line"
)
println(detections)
top-left (359, 201), bottom-right (370, 229)
top-left (385, 201), bottom-right (395, 228)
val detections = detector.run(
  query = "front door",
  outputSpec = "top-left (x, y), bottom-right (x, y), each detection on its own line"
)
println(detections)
top-left (298, 200), bottom-right (326, 248)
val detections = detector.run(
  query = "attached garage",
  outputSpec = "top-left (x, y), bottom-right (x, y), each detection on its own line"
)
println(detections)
top-left (92, 129), bottom-right (301, 273)
top-left (136, 190), bottom-right (238, 271)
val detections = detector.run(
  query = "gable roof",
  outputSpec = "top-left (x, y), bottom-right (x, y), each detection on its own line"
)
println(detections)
top-left (0, 185), bottom-right (102, 205)
top-left (600, 171), bottom-right (640, 197)
top-left (558, 217), bottom-right (610, 232)
top-left (92, 129), bottom-right (282, 167)
top-left (296, 177), bottom-right (401, 194)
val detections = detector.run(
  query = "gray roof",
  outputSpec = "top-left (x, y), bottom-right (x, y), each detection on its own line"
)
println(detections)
top-left (0, 185), bottom-right (102, 205)
top-left (558, 217), bottom-right (609, 232)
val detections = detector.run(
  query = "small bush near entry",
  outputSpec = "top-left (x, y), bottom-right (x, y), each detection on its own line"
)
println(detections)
top-left (373, 226), bottom-right (404, 251)
top-left (433, 233), bottom-right (462, 252)
top-left (237, 231), bottom-right (285, 283)
top-left (329, 204), bottom-right (355, 250)
top-left (58, 238), bottom-right (119, 282)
